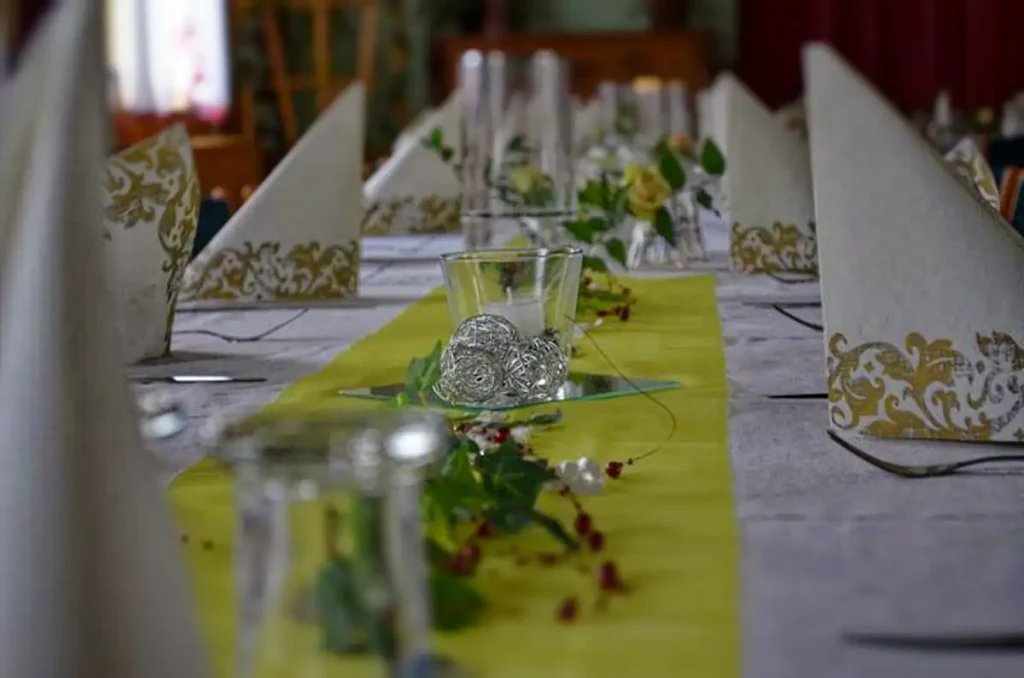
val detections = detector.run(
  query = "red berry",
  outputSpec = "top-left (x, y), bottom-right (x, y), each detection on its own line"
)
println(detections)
top-left (598, 561), bottom-right (625, 591)
top-left (475, 521), bottom-right (495, 538)
top-left (455, 423), bottom-right (470, 433)
top-left (460, 543), bottom-right (481, 565)
top-left (573, 512), bottom-right (593, 536)
top-left (596, 310), bottom-right (608, 317)
top-left (493, 427), bottom-right (510, 443)
top-left (447, 552), bottom-right (476, 576)
top-left (605, 461), bottom-right (624, 479)
top-left (557, 596), bottom-right (578, 622)
top-left (587, 531), bottom-right (605, 552)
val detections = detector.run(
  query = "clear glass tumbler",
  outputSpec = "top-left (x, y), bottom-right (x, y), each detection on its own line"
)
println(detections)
top-left (216, 409), bottom-right (453, 678)
top-left (439, 247), bottom-right (583, 360)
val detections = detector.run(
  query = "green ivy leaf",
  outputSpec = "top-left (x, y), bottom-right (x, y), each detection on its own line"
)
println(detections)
top-left (507, 134), bottom-right (529, 153)
top-left (316, 555), bottom-right (370, 654)
top-left (475, 442), bottom-right (554, 510)
top-left (651, 134), bottom-right (672, 160)
top-left (599, 173), bottom-right (612, 209)
top-left (482, 506), bottom-right (534, 533)
top-left (526, 509), bottom-right (579, 551)
top-left (695, 188), bottom-right (714, 210)
top-left (441, 442), bottom-right (478, 486)
top-left (658, 151), bottom-right (687, 192)
top-left (612, 185), bottom-right (631, 216)
top-left (582, 255), bottom-right (609, 273)
top-left (604, 237), bottom-right (628, 268)
top-left (404, 340), bottom-right (443, 396)
top-left (654, 207), bottom-right (677, 247)
top-left (428, 127), bottom-right (444, 149)
top-left (586, 216), bottom-right (611, 232)
top-left (700, 139), bottom-right (726, 176)
top-left (564, 219), bottom-right (595, 244)
top-left (429, 567), bottom-right (485, 631)
top-left (440, 147), bottom-right (454, 163)
top-left (580, 180), bottom-right (604, 207)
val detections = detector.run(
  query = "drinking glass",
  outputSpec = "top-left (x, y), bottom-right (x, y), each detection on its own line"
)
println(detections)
top-left (216, 409), bottom-right (452, 678)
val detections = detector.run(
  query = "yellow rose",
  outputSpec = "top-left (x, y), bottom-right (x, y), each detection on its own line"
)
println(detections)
top-left (623, 164), bottom-right (672, 220)
top-left (507, 165), bottom-right (547, 195)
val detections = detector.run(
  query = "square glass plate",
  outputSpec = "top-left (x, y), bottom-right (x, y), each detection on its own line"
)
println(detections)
top-left (339, 372), bottom-right (682, 412)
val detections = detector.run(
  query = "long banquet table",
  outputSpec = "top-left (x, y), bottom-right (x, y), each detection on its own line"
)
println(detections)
top-left (137, 232), bottom-right (1024, 678)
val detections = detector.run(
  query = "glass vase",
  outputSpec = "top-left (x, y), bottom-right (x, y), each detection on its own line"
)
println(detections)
top-left (459, 50), bottom-right (575, 225)
top-left (216, 409), bottom-right (453, 678)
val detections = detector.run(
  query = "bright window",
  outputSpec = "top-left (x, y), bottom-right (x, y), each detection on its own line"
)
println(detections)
top-left (107, 0), bottom-right (230, 123)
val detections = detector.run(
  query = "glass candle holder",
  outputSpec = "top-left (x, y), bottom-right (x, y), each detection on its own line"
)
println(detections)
top-left (437, 247), bottom-right (583, 407)
top-left (214, 409), bottom-right (453, 678)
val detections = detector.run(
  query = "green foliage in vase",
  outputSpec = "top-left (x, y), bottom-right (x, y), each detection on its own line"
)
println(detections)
top-left (425, 128), bottom-right (558, 210)
top-left (314, 500), bottom-right (397, 658)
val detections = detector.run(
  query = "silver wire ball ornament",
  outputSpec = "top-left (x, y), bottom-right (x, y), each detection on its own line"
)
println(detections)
top-left (435, 345), bottom-right (505, 404)
top-left (449, 314), bottom-right (521, 356)
top-left (504, 336), bottom-right (569, 401)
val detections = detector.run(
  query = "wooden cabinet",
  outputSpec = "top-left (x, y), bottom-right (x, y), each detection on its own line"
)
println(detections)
top-left (434, 31), bottom-right (713, 100)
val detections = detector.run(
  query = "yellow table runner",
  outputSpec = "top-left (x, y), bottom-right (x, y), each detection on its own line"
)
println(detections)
top-left (169, 275), bottom-right (738, 677)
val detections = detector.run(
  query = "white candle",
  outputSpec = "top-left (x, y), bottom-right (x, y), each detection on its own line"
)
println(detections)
top-left (483, 295), bottom-right (546, 337)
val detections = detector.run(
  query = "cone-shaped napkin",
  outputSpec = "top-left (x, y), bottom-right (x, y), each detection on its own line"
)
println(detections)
top-left (944, 136), bottom-right (1000, 212)
top-left (805, 43), bottom-right (1024, 443)
top-left (181, 83), bottom-right (365, 307)
top-left (103, 124), bottom-right (199, 361)
top-left (0, 1), bottom-right (209, 676)
top-left (718, 73), bottom-right (816, 274)
top-left (362, 93), bottom-right (461, 236)
top-left (393, 105), bottom-right (435, 152)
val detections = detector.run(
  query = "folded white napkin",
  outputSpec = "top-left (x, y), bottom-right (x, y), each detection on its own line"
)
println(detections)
top-left (0, 2), bottom-right (208, 676)
top-left (181, 83), bottom-right (365, 307)
top-left (717, 73), bottom-right (816, 273)
top-left (805, 42), bottom-right (1024, 443)
top-left (363, 91), bottom-right (461, 236)
top-left (103, 124), bottom-right (199, 361)
top-left (393, 106), bottom-right (435, 152)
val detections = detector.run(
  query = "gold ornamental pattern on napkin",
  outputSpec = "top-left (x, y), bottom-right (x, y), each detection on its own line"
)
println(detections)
top-left (103, 123), bottom-right (200, 361)
top-left (361, 195), bottom-right (461, 235)
top-left (181, 239), bottom-right (360, 302)
top-left (729, 221), bottom-right (818, 274)
top-left (827, 331), bottom-right (1024, 441)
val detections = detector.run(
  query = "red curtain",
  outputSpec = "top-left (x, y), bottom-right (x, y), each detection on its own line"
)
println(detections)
top-left (738, 0), bottom-right (1024, 111)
